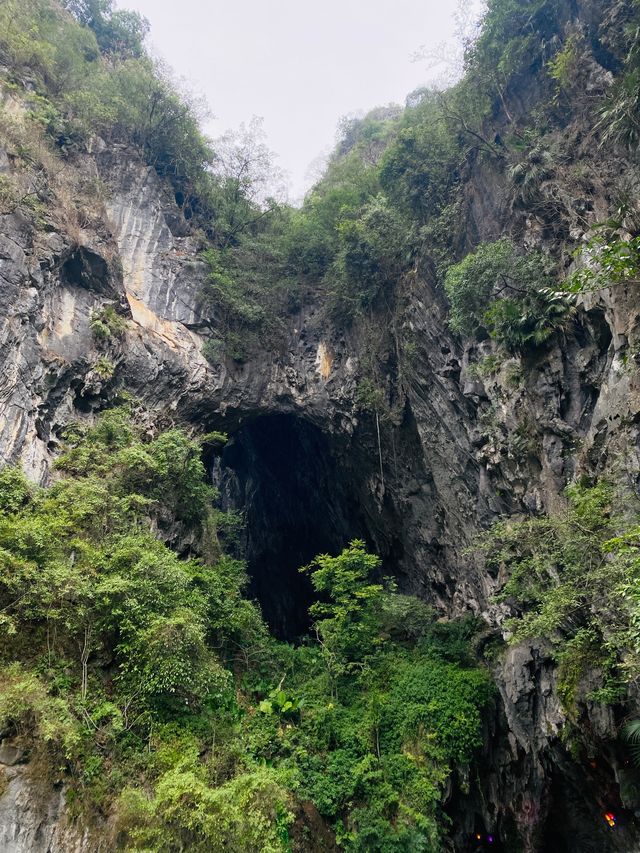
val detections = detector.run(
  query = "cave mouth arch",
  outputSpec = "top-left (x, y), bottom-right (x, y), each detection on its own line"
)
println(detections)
top-left (212, 413), bottom-right (369, 640)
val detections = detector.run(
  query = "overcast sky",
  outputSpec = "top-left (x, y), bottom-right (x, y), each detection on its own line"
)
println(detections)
top-left (117, 0), bottom-right (471, 201)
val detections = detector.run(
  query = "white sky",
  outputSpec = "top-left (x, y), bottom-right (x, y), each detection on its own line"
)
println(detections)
top-left (117, 0), bottom-right (467, 201)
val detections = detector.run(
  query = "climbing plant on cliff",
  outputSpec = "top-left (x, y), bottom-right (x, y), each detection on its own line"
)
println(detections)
top-left (483, 481), bottom-right (640, 713)
top-left (444, 237), bottom-right (569, 351)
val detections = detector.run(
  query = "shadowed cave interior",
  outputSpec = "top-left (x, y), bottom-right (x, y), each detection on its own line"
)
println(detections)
top-left (213, 413), bottom-right (371, 640)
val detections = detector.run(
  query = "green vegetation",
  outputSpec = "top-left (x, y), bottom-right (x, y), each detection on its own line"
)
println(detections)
top-left (565, 229), bottom-right (640, 294)
top-left (328, 194), bottom-right (409, 319)
top-left (200, 238), bottom-right (289, 364)
top-left (90, 304), bottom-right (127, 341)
top-left (596, 1), bottom-right (640, 151)
top-left (63, 0), bottom-right (149, 59)
top-left (547, 35), bottom-right (581, 92)
top-left (0, 409), bottom-right (492, 850)
top-left (0, 1), bottom-right (209, 188)
top-left (4, 0), bottom-right (633, 355)
top-left (482, 481), bottom-right (640, 714)
top-left (92, 355), bottom-right (115, 379)
top-left (444, 238), bottom-right (568, 351)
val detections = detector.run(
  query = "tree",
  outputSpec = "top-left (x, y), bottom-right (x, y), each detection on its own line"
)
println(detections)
top-left (483, 481), bottom-right (640, 713)
top-left (411, 0), bottom-right (485, 88)
top-left (210, 117), bottom-right (286, 247)
top-left (329, 194), bottom-right (409, 318)
top-left (303, 540), bottom-right (385, 679)
top-left (63, 0), bottom-right (149, 58)
top-left (65, 57), bottom-right (213, 190)
top-left (379, 94), bottom-right (459, 220)
top-left (335, 105), bottom-right (401, 164)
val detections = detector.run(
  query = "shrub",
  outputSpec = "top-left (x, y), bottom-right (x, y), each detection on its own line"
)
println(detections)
top-left (564, 230), bottom-right (640, 294)
top-left (596, 5), bottom-right (640, 151)
top-left (444, 238), bottom-right (568, 350)
top-left (329, 195), bottom-right (409, 320)
top-left (63, 0), bottom-right (149, 59)
top-left (118, 763), bottom-right (294, 853)
top-left (0, 664), bottom-right (81, 759)
top-left (90, 304), bottom-right (127, 341)
top-left (92, 355), bottom-right (115, 379)
top-left (482, 481), bottom-right (640, 707)
top-left (379, 94), bottom-right (458, 221)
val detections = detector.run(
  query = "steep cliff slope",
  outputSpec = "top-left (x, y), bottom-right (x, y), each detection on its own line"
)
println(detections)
top-left (1, 0), bottom-right (640, 850)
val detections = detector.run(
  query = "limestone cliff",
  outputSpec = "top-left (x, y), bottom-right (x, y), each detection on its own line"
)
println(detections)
top-left (1, 0), bottom-right (640, 849)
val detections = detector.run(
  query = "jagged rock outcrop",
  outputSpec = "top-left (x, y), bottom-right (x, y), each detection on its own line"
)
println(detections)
top-left (0, 741), bottom-right (92, 853)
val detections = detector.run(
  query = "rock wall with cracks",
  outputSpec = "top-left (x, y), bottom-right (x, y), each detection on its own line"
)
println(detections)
top-left (1, 121), bottom-right (640, 849)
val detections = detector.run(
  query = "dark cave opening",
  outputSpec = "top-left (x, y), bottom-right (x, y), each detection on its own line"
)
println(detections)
top-left (60, 246), bottom-right (111, 293)
top-left (539, 753), bottom-right (637, 853)
top-left (214, 414), bottom-right (368, 640)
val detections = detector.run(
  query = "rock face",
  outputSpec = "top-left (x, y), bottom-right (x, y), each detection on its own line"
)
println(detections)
top-left (2, 32), bottom-right (640, 853)
top-left (0, 746), bottom-right (90, 853)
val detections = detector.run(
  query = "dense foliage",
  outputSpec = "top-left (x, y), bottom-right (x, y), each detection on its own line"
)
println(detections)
top-left (482, 482), bottom-right (640, 715)
top-left (444, 237), bottom-right (569, 351)
top-left (0, 410), bottom-right (492, 850)
top-left (0, 0), bottom-right (211, 192)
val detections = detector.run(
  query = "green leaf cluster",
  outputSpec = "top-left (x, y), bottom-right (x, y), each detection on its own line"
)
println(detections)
top-left (444, 237), bottom-right (569, 351)
top-left (90, 304), bottom-right (127, 342)
top-left (482, 481), bottom-right (640, 715)
top-left (564, 231), bottom-right (640, 294)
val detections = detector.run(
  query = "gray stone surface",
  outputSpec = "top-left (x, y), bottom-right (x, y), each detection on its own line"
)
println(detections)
top-left (0, 742), bottom-right (23, 767)
top-left (0, 766), bottom-right (91, 853)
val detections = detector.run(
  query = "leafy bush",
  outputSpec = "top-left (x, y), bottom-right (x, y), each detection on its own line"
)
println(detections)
top-left (380, 657), bottom-right (493, 765)
top-left (329, 195), bottom-right (409, 319)
top-left (596, 3), bottom-right (640, 151)
top-left (284, 147), bottom-right (382, 278)
top-left (284, 541), bottom-right (493, 849)
top-left (0, 664), bottom-right (81, 758)
top-left (63, 0), bottom-right (149, 59)
top-left (92, 355), bottom-right (115, 379)
top-left (118, 763), bottom-right (294, 853)
top-left (379, 93), bottom-right (458, 221)
top-left (547, 35), bottom-right (581, 91)
top-left (0, 174), bottom-right (18, 213)
top-left (444, 238), bottom-right (568, 350)
top-left (564, 230), bottom-right (640, 294)
top-left (482, 481), bottom-right (640, 712)
top-left (0, 1), bottom-right (99, 94)
top-left (201, 248), bottom-right (265, 328)
top-left (90, 304), bottom-right (127, 341)
top-left (65, 56), bottom-right (213, 188)
top-left (461, 0), bottom-right (560, 120)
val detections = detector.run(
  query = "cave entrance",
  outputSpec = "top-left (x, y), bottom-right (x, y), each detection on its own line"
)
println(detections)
top-left (214, 414), bottom-right (366, 640)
